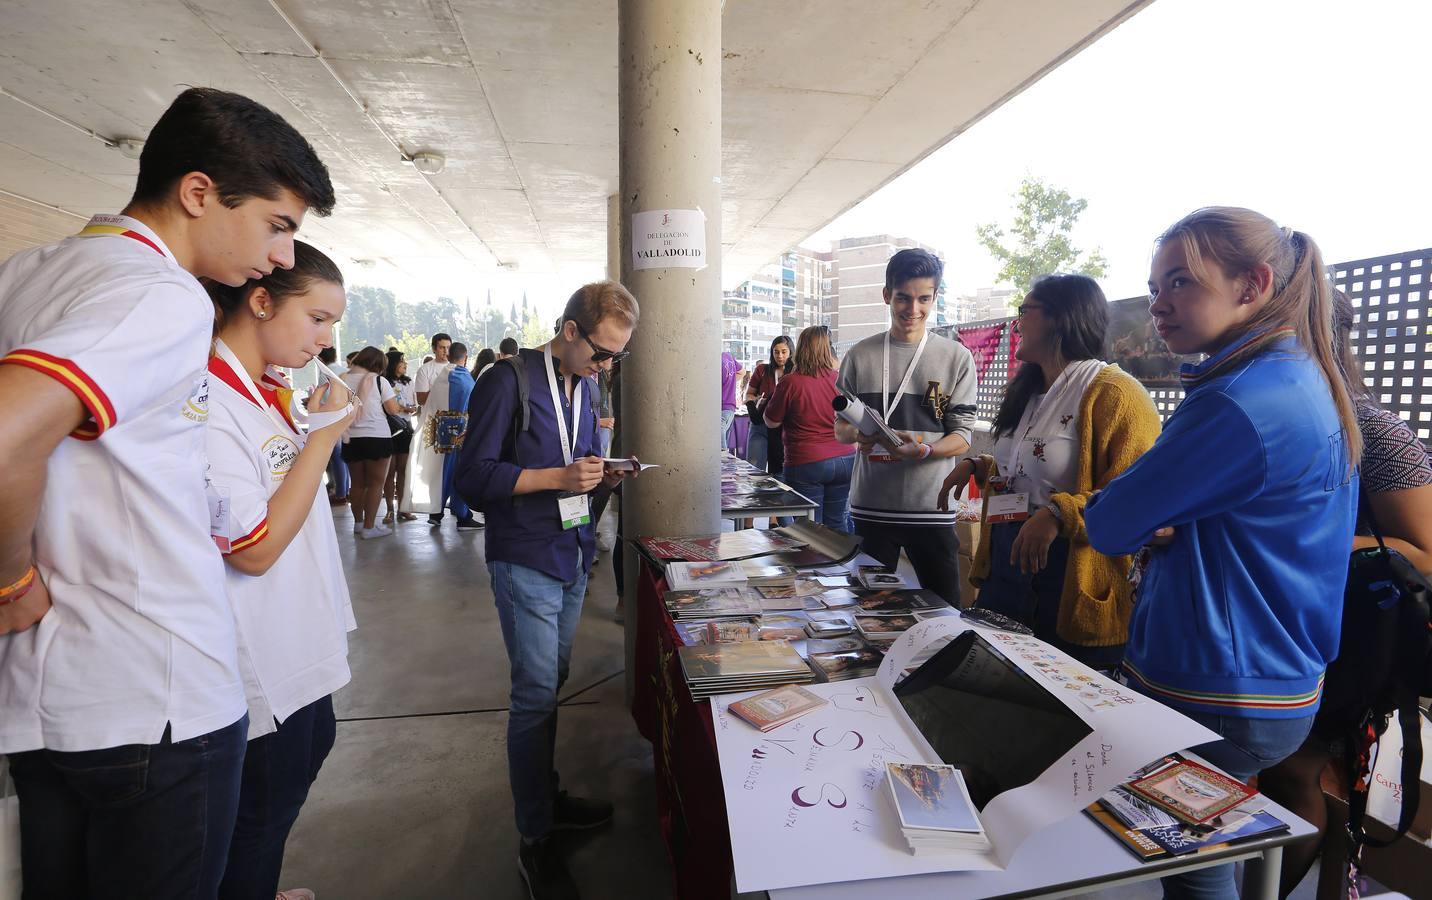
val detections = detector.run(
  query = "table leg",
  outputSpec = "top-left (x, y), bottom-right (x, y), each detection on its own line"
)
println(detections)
top-left (1242, 844), bottom-right (1283, 900)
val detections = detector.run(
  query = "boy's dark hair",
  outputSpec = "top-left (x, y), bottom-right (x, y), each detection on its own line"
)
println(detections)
top-left (207, 240), bottom-right (343, 331)
top-left (449, 342), bottom-right (469, 363)
top-left (346, 351), bottom-right (359, 363)
top-left (499, 337), bottom-right (519, 356)
top-left (431, 332), bottom-right (452, 349)
top-left (131, 88), bottom-right (334, 215)
top-left (318, 347), bottom-right (337, 364)
top-left (884, 248), bottom-right (944, 292)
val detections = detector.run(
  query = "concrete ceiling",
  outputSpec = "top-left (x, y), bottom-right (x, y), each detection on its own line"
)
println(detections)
top-left (0, 0), bottom-right (1150, 289)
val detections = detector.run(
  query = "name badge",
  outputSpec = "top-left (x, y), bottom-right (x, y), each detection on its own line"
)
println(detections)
top-left (557, 493), bottom-right (591, 531)
top-left (984, 491), bottom-right (1030, 524)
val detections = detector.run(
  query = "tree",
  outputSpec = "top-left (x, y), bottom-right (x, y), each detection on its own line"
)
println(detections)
top-left (382, 330), bottom-right (433, 363)
top-left (975, 177), bottom-right (1108, 301)
top-left (342, 285), bottom-right (401, 352)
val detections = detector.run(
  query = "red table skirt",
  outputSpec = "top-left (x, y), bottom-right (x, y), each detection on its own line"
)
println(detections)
top-left (631, 559), bottom-right (736, 899)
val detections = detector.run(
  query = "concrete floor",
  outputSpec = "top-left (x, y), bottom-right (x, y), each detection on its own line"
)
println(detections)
top-left (279, 504), bottom-right (1353, 900)
top-left (278, 506), bottom-right (671, 899)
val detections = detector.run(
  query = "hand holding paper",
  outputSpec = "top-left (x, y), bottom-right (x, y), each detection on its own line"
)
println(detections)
top-left (832, 390), bottom-right (907, 449)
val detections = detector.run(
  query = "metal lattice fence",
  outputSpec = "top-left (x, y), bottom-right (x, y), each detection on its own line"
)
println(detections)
top-left (942, 246), bottom-right (1432, 443)
top-left (1335, 248), bottom-right (1432, 442)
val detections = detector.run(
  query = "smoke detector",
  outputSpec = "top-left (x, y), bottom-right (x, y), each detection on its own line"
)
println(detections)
top-left (408, 152), bottom-right (446, 176)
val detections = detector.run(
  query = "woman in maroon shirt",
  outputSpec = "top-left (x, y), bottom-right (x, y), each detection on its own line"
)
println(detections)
top-left (764, 325), bottom-right (857, 533)
top-left (745, 335), bottom-right (793, 476)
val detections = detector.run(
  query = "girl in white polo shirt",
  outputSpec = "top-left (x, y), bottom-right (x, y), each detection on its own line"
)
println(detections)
top-left (204, 241), bottom-right (358, 900)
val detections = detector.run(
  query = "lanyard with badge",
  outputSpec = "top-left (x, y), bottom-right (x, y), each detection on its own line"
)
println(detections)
top-left (870, 330), bottom-right (929, 461)
top-left (544, 342), bottom-right (591, 530)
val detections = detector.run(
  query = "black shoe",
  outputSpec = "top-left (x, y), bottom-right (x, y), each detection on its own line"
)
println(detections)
top-left (456, 517), bottom-right (484, 530)
top-left (427, 514), bottom-right (442, 526)
top-left (551, 791), bottom-right (613, 831)
top-left (517, 837), bottom-right (578, 900)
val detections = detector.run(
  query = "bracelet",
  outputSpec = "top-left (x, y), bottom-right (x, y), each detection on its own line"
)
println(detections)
top-left (917, 442), bottom-right (933, 460)
top-left (0, 565), bottom-right (37, 606)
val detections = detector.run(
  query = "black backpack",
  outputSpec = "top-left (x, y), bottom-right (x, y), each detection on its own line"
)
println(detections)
top-left (1323, 492), bottom-right (1432, 849)
top-left (497, 352), bottom-right (599, 463)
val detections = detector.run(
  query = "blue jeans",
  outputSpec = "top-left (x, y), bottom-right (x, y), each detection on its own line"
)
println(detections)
top-left (1156, 711), bottom-right (1315, 900)
top-left (327, 442), bottom-right (349, 498)
top-left (441, 451), bottom-right (470, 520)
top-left (7, 715), bottom-right (248, 900)
top-left (219, 696), bottom-right (337, 900)
top-left (490, 560), bottom-right (589, 839)
top-left (975, 523), bottom-right (1126, 670)
top-left (748, 420), bottom-right (770, 470)
top-left (782, 454), bottom-right (854, 533)
top-left (598, 425), bottom-right (613, 459)
top-left (720, 408), bottom-right (735, 451)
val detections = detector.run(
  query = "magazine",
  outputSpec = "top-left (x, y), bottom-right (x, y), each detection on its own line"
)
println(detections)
top-left (666, 560), bottom-right (747, 591)
top-left (728, 685), bottom-right (828, 732)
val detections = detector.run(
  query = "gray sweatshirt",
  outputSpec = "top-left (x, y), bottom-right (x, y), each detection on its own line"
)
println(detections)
top-left (836, 330), bottom-right (977, 527)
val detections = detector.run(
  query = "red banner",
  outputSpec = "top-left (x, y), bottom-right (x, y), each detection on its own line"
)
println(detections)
top-left (1008, 324), bottom-right (1023, 378)
top-left (958, 322), bottom-right (1006, 382)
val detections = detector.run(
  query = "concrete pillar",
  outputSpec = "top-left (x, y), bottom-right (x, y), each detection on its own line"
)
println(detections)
top-left (606, 192), bottom-right (621, 281)
top-left (617, 0), bottom-right (723, 702)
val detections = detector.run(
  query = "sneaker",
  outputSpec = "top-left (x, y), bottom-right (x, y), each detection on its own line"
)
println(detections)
top-left (353, 521), bottom-right (363, 534)
top-left (360, 525), bottom-right (393, 540)
top-left (551, 791), bottom-right (613, 831)
top-left (428, 514), bottom-right (443, 526)
top-left (276, 891), bottom-right (315, 900)
top-left (517, 838), bottom-right (578, 900)
top-left (456, 517), bottom-right (484, 531)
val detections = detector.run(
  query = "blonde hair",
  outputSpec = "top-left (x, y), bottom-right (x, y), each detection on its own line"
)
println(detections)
top-left (562, 280), bottom-right (640, 331)
top-left (793, 325), bottom-right (837, 376)
top-left (1158, 207), bottom-right (1360, 465)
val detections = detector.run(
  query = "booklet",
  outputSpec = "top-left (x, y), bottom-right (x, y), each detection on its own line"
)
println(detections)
top-left (601, 457), bottom-right (659, 472)
top-left (1127, 759), bottom-right (1256, 825)
top-left (728, 685), bottom-right (828, 732)
top-left (666, 560), bottom-right (747, 591)
top-left (640, 530), bottom-right (807, 563)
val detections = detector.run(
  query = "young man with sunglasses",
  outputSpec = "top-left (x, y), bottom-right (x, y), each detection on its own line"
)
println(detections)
top-left (453, 281), bottom-right (640, 900)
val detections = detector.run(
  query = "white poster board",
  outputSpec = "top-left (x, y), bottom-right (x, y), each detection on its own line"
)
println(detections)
top-left (711, 618), bottom-right (1219, 893)
top-left (631, 208), bottom-right (707, 270)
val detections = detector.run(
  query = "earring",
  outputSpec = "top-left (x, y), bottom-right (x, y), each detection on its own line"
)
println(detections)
top-left (256, 311), bottom-right (267, 319)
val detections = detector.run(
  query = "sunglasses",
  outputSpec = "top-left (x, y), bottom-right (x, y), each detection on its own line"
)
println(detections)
top-left (574, 320), bottom-right (630, 364)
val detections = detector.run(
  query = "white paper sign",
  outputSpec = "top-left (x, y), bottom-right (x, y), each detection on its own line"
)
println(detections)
top-left (632, 209), bottom-right (707, 270)
top-left (712, 618), bottom-right (1219, 893)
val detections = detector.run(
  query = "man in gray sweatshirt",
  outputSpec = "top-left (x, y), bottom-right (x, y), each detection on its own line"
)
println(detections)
top-left (834, 249), bottom-right (977, 604)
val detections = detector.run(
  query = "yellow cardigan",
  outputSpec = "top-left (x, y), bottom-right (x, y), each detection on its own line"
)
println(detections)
top-left (970, 365), bottom-right (1162, 648)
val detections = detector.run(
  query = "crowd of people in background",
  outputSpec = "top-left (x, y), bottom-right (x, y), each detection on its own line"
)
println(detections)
top-left (1, 81), bottom-right (1428, 900)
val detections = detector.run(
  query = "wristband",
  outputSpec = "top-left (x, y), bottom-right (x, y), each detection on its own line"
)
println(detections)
top-left (917, 442), bottom-right (933, 460)
top-left (0, 565), bottom-right (37, 606)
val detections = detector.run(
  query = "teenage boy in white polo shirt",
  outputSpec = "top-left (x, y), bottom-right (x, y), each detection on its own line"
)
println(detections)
top-left (0, 87), bottom-right (334, 899)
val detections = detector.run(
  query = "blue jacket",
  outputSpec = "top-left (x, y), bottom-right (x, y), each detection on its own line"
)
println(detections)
top-left (1085, 332), bottom-right (1356, 719)
top-left (449, 363), bottom-right (475, 415)
top-left (453, 349), bottom-right (600, 583)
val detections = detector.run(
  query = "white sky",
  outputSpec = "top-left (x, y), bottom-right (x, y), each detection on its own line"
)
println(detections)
top-left (378, 0), bottom-right (1430, 320)
top-left (805, 0), bottom-right (1432, 302)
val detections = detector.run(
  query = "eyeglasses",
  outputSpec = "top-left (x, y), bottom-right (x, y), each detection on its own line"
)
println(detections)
top-left (1016, 303), bottom-right (1046, 318)
top-left (574, 320), bottom-right (630, 364)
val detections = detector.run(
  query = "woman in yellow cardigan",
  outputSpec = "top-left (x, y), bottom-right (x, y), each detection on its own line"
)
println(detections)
top-left (937, 274), bottom-right (1162, 669)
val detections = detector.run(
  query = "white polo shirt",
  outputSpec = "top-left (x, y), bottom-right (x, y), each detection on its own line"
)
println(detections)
top-left (412, 358), bottom-right (445, 402)
top-left (0, 214), bottom-right (245, 753)
top-left (206, 354), bottom-right (355, 740)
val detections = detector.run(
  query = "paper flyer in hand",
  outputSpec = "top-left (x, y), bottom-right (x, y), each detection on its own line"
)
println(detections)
top-left (710, 617), bottom-right (1218, 893)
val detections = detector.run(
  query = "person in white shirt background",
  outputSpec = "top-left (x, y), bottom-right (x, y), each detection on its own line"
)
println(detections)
top-left (340, 346), bottom-right (404, 539)
top-left (383, 348), bottom-right (420, 524)
top-left (405, 332), bottom-right (453, 522)
top-left (205, 241), bottom-right (359, 900)
top-left (0, 86), bottom-right (335, 899)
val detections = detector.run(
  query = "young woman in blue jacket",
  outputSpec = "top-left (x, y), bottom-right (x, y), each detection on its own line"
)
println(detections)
top-left (1085, 207), bottom-right (1360, 900)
